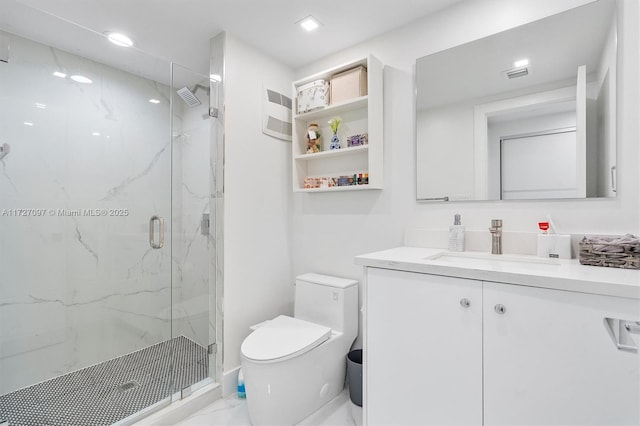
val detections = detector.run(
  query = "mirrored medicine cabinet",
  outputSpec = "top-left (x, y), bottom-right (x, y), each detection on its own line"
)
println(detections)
top-left (415, 0), bottom-right (617, 202)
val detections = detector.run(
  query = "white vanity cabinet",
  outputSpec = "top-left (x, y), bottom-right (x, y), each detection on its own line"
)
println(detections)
top-left (366, 267), bottom-right (483, 425)
top-left (483, 281), bottom-right (640, 426)
top-left (364, 266), bottom-right (640, 426)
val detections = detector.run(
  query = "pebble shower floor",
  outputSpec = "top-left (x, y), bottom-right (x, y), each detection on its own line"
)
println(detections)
top-left (0, 336), bottom-right (208, 426)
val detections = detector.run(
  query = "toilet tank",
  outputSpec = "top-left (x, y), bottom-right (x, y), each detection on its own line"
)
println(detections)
top-left (294, 273), bottom-right (358, 335)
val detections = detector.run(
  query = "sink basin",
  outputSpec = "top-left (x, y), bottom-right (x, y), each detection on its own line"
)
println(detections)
top-left (425, 251), bottom-right (560, 269)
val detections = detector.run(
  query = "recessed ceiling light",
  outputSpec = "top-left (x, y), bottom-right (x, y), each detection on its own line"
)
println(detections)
top-left (298, 15), bottom-right (321, 32)
top-left (35, 103), bottom-right (47, 109)
top-left (149, 99), bottom-right (160, 104)
top-left (24, 122), bottom-right (34, 126)
top-left (92, 132), bottom-right (101, 136)
top-left (70, 75), bottom-right (92, 84)
top-left (209, 74), bottom-right (222, 82)
top-left (53, 71), bottom-right (67, 78)
top-left (107, 32), bottom-right (134, 48)
top-left (513, 59), bottom-right (529, 68)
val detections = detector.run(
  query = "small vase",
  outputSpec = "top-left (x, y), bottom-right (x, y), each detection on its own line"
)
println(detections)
top-left (330, 134), bottom-right (341, 150)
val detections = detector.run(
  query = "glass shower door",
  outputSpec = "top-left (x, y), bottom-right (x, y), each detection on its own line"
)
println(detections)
top-left (170, 64), bottom-right (218, 393)
top-left (0, 22), bottom-right (175, 424)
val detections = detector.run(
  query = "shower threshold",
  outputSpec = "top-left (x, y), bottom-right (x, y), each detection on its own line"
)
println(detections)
top-left (0, 336), bottom-right (208, 426)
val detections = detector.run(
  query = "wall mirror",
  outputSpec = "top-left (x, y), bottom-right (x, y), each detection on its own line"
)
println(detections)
top-left (416, 0), bottom-right (617, 201)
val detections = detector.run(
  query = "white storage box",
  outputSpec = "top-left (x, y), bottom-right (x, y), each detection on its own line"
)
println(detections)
top-left (330, 66), bottom-right (367, 104)
top-left (296, 79), bottom-right (329, 114)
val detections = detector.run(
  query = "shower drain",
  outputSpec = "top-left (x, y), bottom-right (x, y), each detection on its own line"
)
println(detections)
top-left (117, 380), bottom-right (140, 393)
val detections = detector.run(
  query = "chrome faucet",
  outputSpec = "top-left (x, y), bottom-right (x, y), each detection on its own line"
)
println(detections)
top-left (489, 219), bottom-right (503, 255)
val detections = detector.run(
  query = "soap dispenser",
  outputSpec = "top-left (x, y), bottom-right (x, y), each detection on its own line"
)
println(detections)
top-left (448, 214), bottom-right (465, 252)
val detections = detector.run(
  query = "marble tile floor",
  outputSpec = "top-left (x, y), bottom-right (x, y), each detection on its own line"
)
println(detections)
top-left (0, 336), bottom-right (208, 426)
top-left (176, 389), bottom-right (359, 426)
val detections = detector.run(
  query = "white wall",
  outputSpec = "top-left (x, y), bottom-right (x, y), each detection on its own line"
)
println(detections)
top-left (293, 0), bottom-right (639, 348)
top-left (222, 34), bottom-right (294, 374)
top-left (417, 103), bottom-right (475, 200)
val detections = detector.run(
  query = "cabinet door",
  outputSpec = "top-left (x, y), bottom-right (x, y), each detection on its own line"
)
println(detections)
top-left (484, 281), bottom-right (640, 425)
top-left (365, 268), bottom-right (482, 425)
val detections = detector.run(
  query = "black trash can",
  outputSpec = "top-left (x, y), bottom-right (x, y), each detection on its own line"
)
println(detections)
top-left (347, 349), bottom-right (363, 407)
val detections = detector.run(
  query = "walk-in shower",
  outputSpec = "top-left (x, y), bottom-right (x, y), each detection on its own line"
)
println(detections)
top-left (0, 8), bottom-right (220, 425)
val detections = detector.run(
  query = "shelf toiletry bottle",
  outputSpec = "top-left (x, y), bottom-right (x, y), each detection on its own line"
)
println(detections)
top-left (448, 214), bottom-right (465, 252)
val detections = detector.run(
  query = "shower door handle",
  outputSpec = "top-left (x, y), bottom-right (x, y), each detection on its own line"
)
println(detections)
top-left (149, 215), bottom-right (164, 249)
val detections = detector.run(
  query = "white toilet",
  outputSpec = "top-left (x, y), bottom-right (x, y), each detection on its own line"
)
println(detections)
top-left (240, 273), bottom-right (358, 426)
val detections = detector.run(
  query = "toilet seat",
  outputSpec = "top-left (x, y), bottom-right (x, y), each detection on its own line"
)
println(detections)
top-left (241, 315), bottom-right (331, 362)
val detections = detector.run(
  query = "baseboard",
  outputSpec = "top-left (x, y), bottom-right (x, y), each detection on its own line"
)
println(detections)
top-left (222, 366), bottom-right (241, 397)
top-left (132, 381), bottom-right (221, 425)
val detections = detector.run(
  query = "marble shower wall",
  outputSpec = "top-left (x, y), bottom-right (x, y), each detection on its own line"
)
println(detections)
top-left (0, 31), bottom-right (182, 395)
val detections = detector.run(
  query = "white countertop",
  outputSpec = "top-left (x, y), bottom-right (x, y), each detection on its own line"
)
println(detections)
top-left (355, 246), bottom-right (640, 299)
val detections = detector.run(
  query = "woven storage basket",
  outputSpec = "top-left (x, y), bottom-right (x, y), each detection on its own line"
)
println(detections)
top-left (579, 235), bottom-right (640, 269)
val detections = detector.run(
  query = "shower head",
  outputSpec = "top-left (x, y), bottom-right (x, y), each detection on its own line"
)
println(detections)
top-left (177, 87), bottom-right (201, 107)
top-left (0, 143), bottom-right (10, 161)
top-left (176, 84), bottom-right (210, 108)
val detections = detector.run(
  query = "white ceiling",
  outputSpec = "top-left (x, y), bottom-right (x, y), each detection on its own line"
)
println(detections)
top-left (0, 0), bottom-right (462, 82)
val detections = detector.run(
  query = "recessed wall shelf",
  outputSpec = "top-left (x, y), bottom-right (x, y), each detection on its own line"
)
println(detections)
top-left (293, 96), bottom-right (368, 121)
top-left (292, 55), bottom-right (383, 192)
top-left (294, 144), bottom-right (369, 161)
top-left (298, 184), bottom-right (373, 193)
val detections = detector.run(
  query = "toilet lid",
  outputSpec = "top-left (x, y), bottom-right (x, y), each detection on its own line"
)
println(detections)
top-left (241, 315), bottom-right (331, 362)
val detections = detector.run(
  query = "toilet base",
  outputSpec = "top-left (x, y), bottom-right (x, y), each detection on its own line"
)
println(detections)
top-left (242, 334), bottom-right (348, 426)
